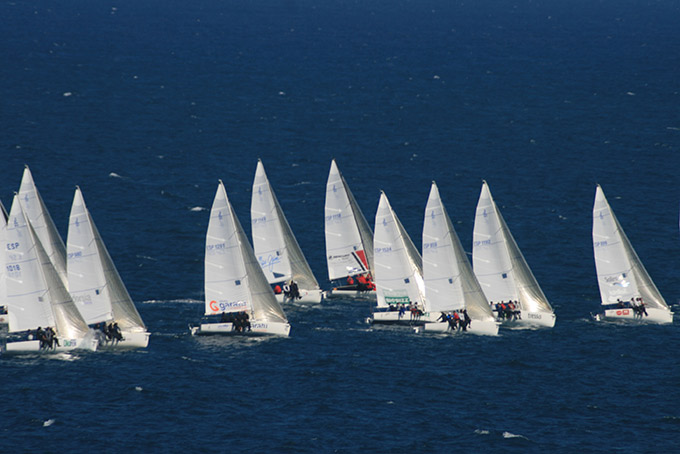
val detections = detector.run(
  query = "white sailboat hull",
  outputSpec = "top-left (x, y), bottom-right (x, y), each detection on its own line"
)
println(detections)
top-left (325, 288), bottom-right (377, 300)
top-left (97, 330), bottom-right (150, 349)
top-left (601, 307), bottom-right (673, 324)
top-left (275, 288), bottom-right (323, 304)
top-left (371, 311), bottom-right (438, 325)
top-left (421, 320), bottom-right (499, 336)
top-left (191, 320), bottom-right (291, 337)
top-left (3, 337), bottom-right (99, 355)
top-left (496, 310), bottom-right (556, 328)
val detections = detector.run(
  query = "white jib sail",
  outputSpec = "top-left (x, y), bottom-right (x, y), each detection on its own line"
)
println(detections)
top-left (5, 195), bottom-right (89, 338)
top-left (373, 192), bottom-right (425, 309)
top-left (473, 182), bottom-right (553, 314)
top-left (592, 185), bottom-right (669, 310)
top-left (251, 160), bottom-right (319, 291)
top-left (206, 181), bottom-right (287, 323)
top-left (324, 159), bottom-right (374, 281)
top-left (423, 183), bottom-right (495, 321)
top-left (67, 187), bottom-right (146, 331)
top-left (18, 165), bottom-right (68, 289)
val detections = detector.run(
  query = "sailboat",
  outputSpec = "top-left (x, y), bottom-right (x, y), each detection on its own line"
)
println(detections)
top-left (371, 191), bottom-right (434, 324)
top-left (250, 160), bottom-right (323, 304)
top-left (190, 181), bottom-right (291, 336)
top-left (420, 182), bottom-right (499, 336)
top-left (472, 182), bottom-right (556, 328)
top-left (66, 187), bottom-right (150, 348)
top-left (18, 165), bottom-right (69, 289)
top-left (2, 195), bottom-right (98, 354)
top-left (324, 159), bottom-right (376, 299)
top-left (592, 185), bottom-right (673, 324)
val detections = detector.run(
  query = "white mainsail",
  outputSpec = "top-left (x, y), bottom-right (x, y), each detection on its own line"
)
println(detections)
top-left (251, 160), bottom-right (320, 292)
top-left (206, 181), bottom-right (288, 324)
top-left (5, 195), bottom-right (89, 339)
top-left (373, 192), bottom-right (425, 309)
top-left (324, 159), bottom-right (374, 281)
top-left (18, 165), bottom-right (68, 288)
top-left (592, 185), bottom-right (669, 311)
top-left (67, 187), bottom-right (147, 332)
top-left (423, 182), bottom-right (495, 322)
top-left (473, 181), bottom-right (553, 315)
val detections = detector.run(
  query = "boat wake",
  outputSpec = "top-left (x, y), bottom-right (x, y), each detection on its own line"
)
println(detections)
top-left (142, 298), bottom-right (201, 305)
top-left (49, 353), bottom-right (80, 362)
top-left (474, 429), bottom-right (531, 441)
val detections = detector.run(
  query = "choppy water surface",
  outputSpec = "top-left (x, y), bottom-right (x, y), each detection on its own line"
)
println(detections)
top-left (1, 1), bottom-right (679, 452)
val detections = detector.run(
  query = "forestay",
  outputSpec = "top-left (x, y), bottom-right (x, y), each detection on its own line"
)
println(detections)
top-left (67, 187), bottom-right (146, 331)
top-left (18, 166), bottom-right (68, 288)
top-left (206, 181), bottom-right (287, 324)
top-left (592, 185), bottom-right (669, 310)
top-left (423, 183), bottom-right (494, 321)
top-left (473, 182), bottom-right (553, 314)
top-left (373, 192), bottom-right (425, 309)
top-left (251, 160), bottom-right (319, 292)
top-left (5, 195), bottom-right (89, 339)
top-left (324, 159), bottom-right (374, 281)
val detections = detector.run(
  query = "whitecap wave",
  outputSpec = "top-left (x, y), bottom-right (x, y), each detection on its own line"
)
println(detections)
top-left (474, 429), bottom-right (490, 435)
top-left (109, 172), bottom-right (124, 179)
top-left (190, 206), bottom-right (207, 212)
top-left (135, 386), bottom-right (143, 392)
top-left (502, 431), bottom-right (528, 440)
top-left (43, 419), bottom-right (55, 427)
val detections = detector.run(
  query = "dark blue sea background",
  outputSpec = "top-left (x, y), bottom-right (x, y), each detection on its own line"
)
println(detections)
top-left (2, 0), bottom-right (679, 452)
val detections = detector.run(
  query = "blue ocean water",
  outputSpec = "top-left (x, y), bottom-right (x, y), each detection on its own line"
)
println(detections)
top-left (1, 0), bottom-right (680, 452)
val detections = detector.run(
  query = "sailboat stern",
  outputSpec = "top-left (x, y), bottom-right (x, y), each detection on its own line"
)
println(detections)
top-left (275, 288), bottom-right (323, 304)
top-left (193, 320), bottom-right (291, 337)
top-left (422, 320), bottom-right (499, 336)
top-left (97, 330), bottom-right (150, 349)
top-left (602, 307), bottom-right (673, 324)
